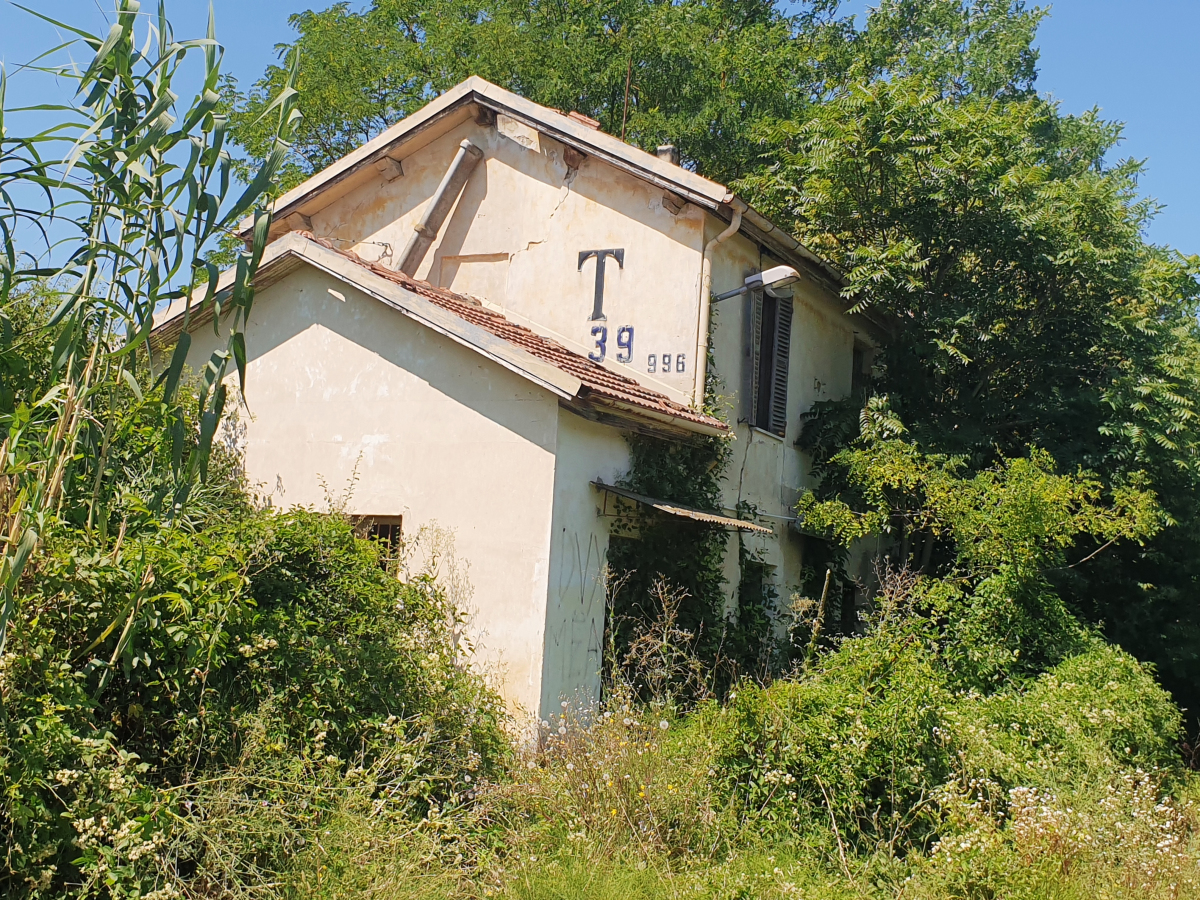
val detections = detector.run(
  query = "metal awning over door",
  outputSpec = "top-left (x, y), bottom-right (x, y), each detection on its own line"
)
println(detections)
top-left (592, 481), bottom-right (773, 535)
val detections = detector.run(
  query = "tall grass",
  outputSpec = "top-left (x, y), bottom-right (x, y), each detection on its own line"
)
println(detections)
top-left (153, 575), bottom-right (1200, 900)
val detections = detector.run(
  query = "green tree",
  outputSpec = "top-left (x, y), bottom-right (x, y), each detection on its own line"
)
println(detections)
top-left (223, 0), bottom-right (860, 189)
top-left (798, 405), bottom-right (1165, 684)
top-left (748, 70), bottom-right (1200, 712)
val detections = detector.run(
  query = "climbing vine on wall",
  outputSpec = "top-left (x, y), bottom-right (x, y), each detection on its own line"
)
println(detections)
top-left (606, 431), bottom-right (783, 698)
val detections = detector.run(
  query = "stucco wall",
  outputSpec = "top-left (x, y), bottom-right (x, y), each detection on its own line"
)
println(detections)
top-left (307, 117), bottom-right (707, 407)
top-left (183, 266), bottom-right (561, 716)
top-left (540, 411), bottom-right (632, 715)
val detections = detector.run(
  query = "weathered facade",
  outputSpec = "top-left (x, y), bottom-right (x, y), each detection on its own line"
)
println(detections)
top-left (153, 77), bottom-right (887, 721)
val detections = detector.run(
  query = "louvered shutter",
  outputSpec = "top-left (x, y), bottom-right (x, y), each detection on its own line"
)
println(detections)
top-left (768, 296), bottom-right (792, 436)
top-left (742, 290), bottom-right (763, 424)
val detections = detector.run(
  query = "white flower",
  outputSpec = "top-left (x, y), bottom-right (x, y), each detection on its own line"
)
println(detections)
top-left (659, 720), bottom-right (669, 730)
top-left (561, 700), bottom-right (569, 709)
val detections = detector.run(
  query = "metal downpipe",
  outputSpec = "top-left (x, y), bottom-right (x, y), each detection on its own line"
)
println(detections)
top-left (693, 200), bottom-right (745, 409)
top-left (395, 138), bottom-right (484, 276)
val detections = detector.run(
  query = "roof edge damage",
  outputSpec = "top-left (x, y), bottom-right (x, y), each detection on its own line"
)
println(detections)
top-left (151, 232), bottom-right (728, 439)
top-left (234, 76), bottom-right (891, 334)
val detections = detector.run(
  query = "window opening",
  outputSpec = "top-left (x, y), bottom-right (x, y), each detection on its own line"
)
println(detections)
top-left (852, 346), bottom-right (867, 395)
top-left (354, 515), bottom-right (403, 568)
top-left (742, 287), bottom-right (794, 436)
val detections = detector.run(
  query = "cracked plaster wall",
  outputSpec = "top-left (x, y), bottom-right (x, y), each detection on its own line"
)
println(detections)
top-left (308, 116), bottom-right (707, 407)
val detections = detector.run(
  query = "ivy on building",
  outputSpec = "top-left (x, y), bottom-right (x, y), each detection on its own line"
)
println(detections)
top-left (606, 437), bottom-right (781, 698)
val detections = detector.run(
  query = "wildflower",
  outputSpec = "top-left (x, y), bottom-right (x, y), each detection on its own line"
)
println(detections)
top-left (610, 808), bottom-right (617, 816)
top-left (561, 700), bottom-right (569, 708)
top-left (659, 720), bottom-right (669, 730)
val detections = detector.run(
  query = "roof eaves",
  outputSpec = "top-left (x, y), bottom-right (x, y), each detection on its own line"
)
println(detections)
top-left (238, 77), bottom-right (863, 320)
top-left (575, 392), bottom-right (728, 438)
top-left (279, 238), bottom-right (586, 401)
top-left (236, 78), bottom-right (483, 236)
top-left (152, 234), bottom-right (729, 436)
top-left (153, 233), bottom-right (583, 402)
top-left (467, 81), bottom-right (730, 208)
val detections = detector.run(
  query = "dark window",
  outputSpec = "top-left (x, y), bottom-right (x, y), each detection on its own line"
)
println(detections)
top-left (742, 288), bottom-right (794, 436)
top-left (354, 515), bottom-right (403, 567)
top-left (852, 346), bottom-right (867, 394)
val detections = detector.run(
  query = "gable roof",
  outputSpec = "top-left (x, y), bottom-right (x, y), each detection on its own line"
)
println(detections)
top-left (238, 76), bottom-right (854, 301)
top-left (152, 232), bottom-right (728, 439)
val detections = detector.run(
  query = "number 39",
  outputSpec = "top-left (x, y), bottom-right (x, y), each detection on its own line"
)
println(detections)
top-left (590, 325), bottom-right (635, 364)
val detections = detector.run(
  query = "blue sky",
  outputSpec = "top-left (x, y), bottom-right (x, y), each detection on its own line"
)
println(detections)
top-left (3, 1), bottom-right (1197, 253)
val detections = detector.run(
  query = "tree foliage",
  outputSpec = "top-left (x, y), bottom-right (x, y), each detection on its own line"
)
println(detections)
top-left (223, 0), bottom-right (860, 189)
top-left (748, 27), bottom-right (1200, 709)
top-left (0, 0), bottom-right (300, 662)
top-left (800, 405), bottom-right (1165, 684)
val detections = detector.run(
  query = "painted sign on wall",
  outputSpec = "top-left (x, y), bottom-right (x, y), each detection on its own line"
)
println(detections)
top-left (577, 248), bottom-right (684, 375)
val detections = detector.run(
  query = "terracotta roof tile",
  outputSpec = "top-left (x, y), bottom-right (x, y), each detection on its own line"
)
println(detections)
top-left (295, 233), bottom-right (727, 433)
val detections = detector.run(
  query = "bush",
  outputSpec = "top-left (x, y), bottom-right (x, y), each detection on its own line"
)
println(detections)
top-left (711, 613), bottom-right (956, 853)
top-left (957, 642), bottom-right (1183, 797)
top-left (2, 506), bottom-right (507, 898)
top-left (707, 600), bottom-right (1184, 860)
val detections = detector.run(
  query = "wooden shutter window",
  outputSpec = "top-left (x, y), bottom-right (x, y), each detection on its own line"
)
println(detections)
top-left (755, 293), bottom-right (778, 431)
top-left (769, 295), bottom-right (792, 436)
top-left (742, 287), bottom-right (793, 437)
top-left (742, 289), bottom-right (763, 425)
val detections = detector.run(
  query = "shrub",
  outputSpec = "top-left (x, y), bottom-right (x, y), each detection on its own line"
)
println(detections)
top-left (956, 642), bottom-right (1183, 798)
top-left (711, 614), bottom-right (956, 853)
top-left (707, 591), bottom-right (1184, 860)
top-left (2, 506), bottom-right (507, 898)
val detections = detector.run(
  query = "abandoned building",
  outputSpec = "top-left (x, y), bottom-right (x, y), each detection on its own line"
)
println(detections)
top-left (152, 76), bottom-right (890, 721)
